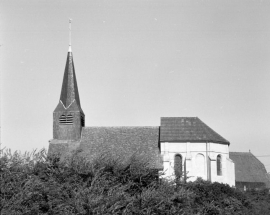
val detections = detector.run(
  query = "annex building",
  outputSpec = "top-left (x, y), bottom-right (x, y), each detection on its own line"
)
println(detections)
top-left (49, 45), bottom-right (269, 188)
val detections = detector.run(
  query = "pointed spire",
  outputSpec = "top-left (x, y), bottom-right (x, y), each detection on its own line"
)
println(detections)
top-left (60, 52), bottom-right (81, 108)
top-left (59, 19), bottom-right (81, 109)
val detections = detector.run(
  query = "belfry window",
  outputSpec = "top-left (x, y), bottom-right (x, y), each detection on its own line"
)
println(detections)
top-left (217, 154), bottom-right (222, 176)
top-left (59, 113), bottom-right (73, 125)
top-left (81, 115), bottom-right (85, 127)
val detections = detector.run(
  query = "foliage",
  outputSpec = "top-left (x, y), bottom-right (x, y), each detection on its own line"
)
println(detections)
top-left (0, 148), bottom-right (269, 214)
top-left (245, 189), bottom-right (270, 215)
top-left (183, 178), bottom-right (252, 214)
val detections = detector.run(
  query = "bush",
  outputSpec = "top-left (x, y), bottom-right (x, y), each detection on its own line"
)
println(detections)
top-left (244, 189), bottom-right (270, 215)
top-left (184, 178), bottom-right (252, 214)
top-left (0, 148), bottom-right (269, 214)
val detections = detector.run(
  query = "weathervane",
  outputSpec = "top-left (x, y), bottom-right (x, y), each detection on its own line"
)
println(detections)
top-left (69, 19), bottom-right (72, 51)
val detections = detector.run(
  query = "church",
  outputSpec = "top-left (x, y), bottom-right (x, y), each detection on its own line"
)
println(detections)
top-left (48, 44), bottom-right (268, 188)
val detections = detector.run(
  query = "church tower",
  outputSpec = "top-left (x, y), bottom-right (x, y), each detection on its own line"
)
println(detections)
top-left (53, 45), bottom-right (85, 141)
top-left (53, 20), bottom-right (84, 141)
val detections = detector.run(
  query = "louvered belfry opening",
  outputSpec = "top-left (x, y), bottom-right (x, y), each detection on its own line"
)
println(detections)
top-left (59, 113), bottom-right (74, 125)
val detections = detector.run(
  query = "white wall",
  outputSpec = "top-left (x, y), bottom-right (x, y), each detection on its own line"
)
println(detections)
top-left (160, 142), bottom-right (235, 186)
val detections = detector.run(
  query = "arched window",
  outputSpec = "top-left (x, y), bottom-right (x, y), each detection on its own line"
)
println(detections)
top-left (196, 153), bottom-right (205, 178)
top-left (217, 154), bottom-right (222, 176)
top-left (59, 113), bottom-right (73, 125)
top-left (174, 154), bottom-right (182, 179)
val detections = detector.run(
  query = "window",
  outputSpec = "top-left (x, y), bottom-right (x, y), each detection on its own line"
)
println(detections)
top-left (174, 154), bottom-right (182, 179)
top-left (59, 113), bottom-right (73, 125)
top-left (217, 154), bottom-right (222, 176)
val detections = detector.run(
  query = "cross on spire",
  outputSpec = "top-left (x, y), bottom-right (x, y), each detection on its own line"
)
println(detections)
top-left (69, 19), bottom-right (72, 52)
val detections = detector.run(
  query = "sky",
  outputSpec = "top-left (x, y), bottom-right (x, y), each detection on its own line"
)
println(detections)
top-left (1, 0), bottom-right (270, 171)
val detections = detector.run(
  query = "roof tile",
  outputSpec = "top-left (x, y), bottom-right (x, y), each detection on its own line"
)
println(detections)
top-left (78, 126), bottom-right (162, 169)
top-left (160, 117), bottom-right (229, 144)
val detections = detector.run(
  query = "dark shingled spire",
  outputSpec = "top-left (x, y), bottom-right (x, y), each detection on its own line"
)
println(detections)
top-left (59, 48), bottom-right (81, 108)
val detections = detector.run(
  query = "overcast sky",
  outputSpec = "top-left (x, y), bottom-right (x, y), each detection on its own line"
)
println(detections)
top-left (1, 0), bottom-right (270, 171)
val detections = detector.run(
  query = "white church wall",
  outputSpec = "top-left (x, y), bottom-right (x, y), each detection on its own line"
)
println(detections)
top-left (226, 158), bottom-right (235, 187)
top-left (161, 142), bottom-right (235, 186)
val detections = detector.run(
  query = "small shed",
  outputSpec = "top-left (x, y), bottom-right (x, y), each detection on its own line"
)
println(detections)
top-left (229, 152), bottom-right (270, 190)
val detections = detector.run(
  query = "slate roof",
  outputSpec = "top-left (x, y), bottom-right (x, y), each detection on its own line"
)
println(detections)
top-left (229, 152), bottom-right (269, 185)
top-left (78, 126), bottom-right (162, 169)
top-left (160, 117), bottom-right (229, 144)
top-left (60, 51), bottom-right (81, 109)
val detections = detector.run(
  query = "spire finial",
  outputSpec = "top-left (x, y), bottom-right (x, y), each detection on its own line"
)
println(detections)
top-left (69, 19), bottom-right (72, 52)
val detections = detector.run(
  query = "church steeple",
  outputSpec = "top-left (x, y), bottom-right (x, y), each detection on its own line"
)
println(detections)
top-left (59, 48), bottom-right (81, 109)
top-left (59, 19), bottom-right (81, 109)
top-left (53, 20), bottom-right (85, 141)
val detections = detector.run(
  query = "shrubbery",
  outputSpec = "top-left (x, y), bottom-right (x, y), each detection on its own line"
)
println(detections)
top-left (1, 149), bottom-right (269, 214)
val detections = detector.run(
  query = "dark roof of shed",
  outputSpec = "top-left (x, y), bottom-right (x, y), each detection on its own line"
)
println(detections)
top-left (229, 152), bottom-right (269, 184)
top-left (160, 117), bottom-right (229, 144)
top-left (78, 126), bottom-right (162, 169)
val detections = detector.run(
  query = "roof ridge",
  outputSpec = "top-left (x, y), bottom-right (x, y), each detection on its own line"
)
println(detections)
top-left (230, 152), bottom-right (251, 154)
top-left (161, 117), bottom-right (198, 119)
top-left (83, 126), bottom-right (159, 128)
